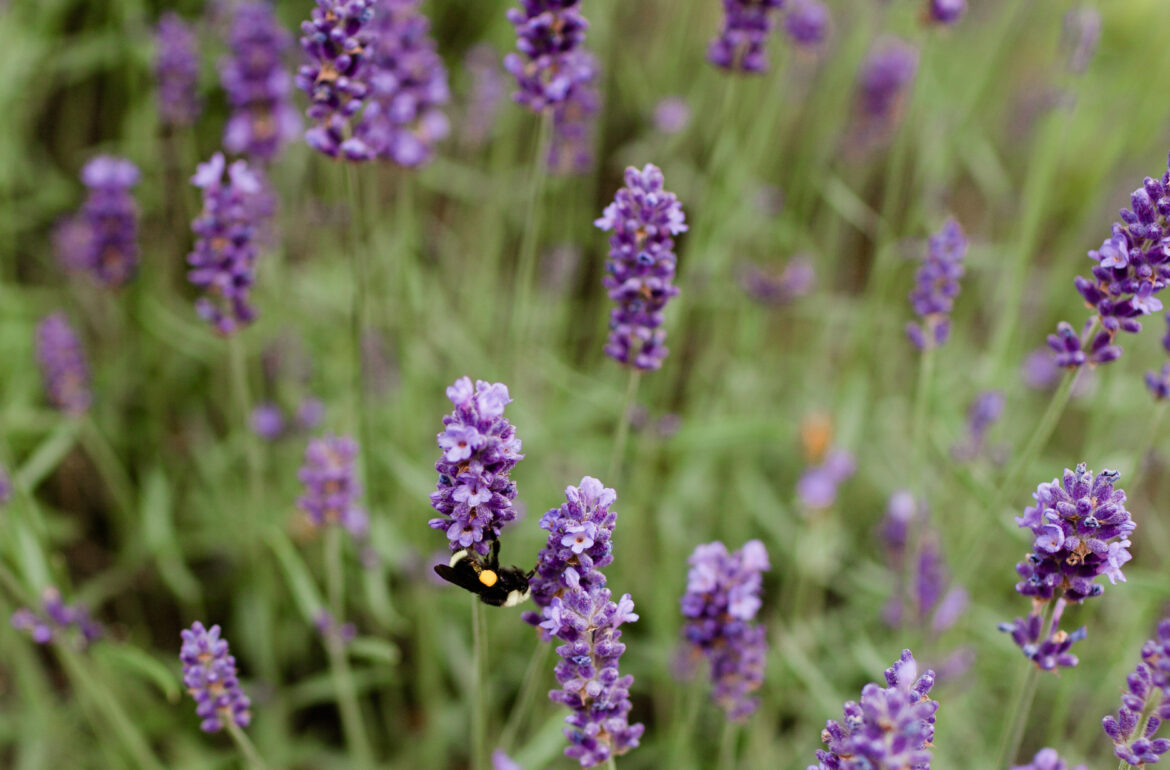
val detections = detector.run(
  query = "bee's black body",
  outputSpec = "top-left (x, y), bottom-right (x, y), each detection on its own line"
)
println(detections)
top-left (433, 539), bottom-right (533, 607)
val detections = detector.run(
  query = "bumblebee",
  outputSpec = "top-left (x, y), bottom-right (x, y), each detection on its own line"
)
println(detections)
top-left (434, 539), bottom-right (533, 607)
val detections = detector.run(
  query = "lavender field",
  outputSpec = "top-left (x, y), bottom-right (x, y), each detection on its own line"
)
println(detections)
top-left (3, 0), bottom-right (1169, 768)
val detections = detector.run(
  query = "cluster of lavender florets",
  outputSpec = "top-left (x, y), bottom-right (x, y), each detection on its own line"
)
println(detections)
top-left (927, 0), bottom-right (966, 25)
top-left (77, 156), bottom-right (141, 288)
top-left (180, 622), bottom-right (252, 733)
top-left (297, 434), bottom-right (369, 539)
top-left (428, 377), bottom-right (524, 556)
top-left (680, 540), bottom-right (771, 720)
top-left (595, 164), bottom-right (688, 370)
top-left (1102, 619), bottom-right (1170, 767)
top-left (504, 0), bottom-right (589, 114)
top-left (951, 390), bottom-right (1004, 462)
top-left (906, 217), bottom-right (968, 350)
top-left (188, 153), bottom-right (274, 334)
top-left (999, 463), bottom-right (1135, 670)
top-left (10, 587), bottom-right (103, 649)
top-left (1012, 748), bottom-right (1086, 770)
top-left (36, 313), bottom-right (92, 416)
top-left (155, 13), bottom-right (201, 127)
top-left (709, 0), bottom-right (828, 73)
top-left (809, 650), bottom-right (938, 770)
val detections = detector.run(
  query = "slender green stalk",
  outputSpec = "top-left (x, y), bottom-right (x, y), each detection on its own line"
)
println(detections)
top-left (511, 113), bottom-right (553, 350)
top-left (226, 720), bottom-right (269, 770)
top-left (472, 598), bottom-right (488, 770)
top-left (228, 335), bottom-right (263, 510)
top-left (1121, 759), bottom-right (1132, 770)
top-left (717, 720), bottom-right (738, 769)
top-left (80, 417), bottom-right (136, 521)
top-left (344, 165), bottom-right (372, 486)
top-left (996, 600), bottom-right (1055, 767)
top-left (606, 757), bottom-right (617, 770)
top-left (911, 346), bottom-right (935, 490)
top-left (607, 369), bottom-right (641, 483)
top-left (999, 369), bottom-right (1080, 497)
top-left (499, 640), bottom-right (552, 750)
top-left (667, 677), bottom-right (705, 769)
top-left (326, 637), bottom-right (375, 770)
top-left (325, 526), bottom-right (346, 621)
top-left (1128, 400), bottom-right (1167, 482)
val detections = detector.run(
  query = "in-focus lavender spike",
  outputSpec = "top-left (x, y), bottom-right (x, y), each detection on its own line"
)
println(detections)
top-left (595, 164), bottom-right (688, 370)
top-left (221, 2), bottom-right (301, 161)
top-left (679, 540), bottom-right (771, 720)
top-left (180, 621), bottom-right (252, 733)
top-left (504, 0), bottom-right (590, 114)
top-left (1102, 619), bottom-right (1170, 767)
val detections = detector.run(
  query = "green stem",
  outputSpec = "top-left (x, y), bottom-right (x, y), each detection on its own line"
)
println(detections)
top-left (1000, 369), bottom-right (1080, 496)
top-left (226, 720), bottom-right (268, 770)
top-left (607, 369), bottom-right (641, 483)
top-left (717, 720), bottom-right (738, 770)
top-left (511, 113), bottom-right (553, 350)
top-left (911, 346), bottom-right (935, 490)
top-left (667, 677), bottom-right (705, 769)
top-left (996, 600), bottom-right (1055, 768)
top-left (499, 640), bottom-right (552, 750)
top-left (606, 757), bottom-right (617, 770)
top-left (79, 417), bottom-right (136, 523)
top-left (228, 335), bottom-right (263, 510)
top-left (344, 165), bottom-right (371, 472)
top-left (1129, 400), bottom-right (1167, 482)
top-left (325, 526), bottom-right (345, 622)
top-left (472, 598), bottom-right (488, 770)
top-left (326, 637), bottom-right (375, 770)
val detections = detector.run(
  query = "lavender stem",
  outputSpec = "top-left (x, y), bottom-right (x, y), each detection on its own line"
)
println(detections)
top-left (997, 601), bottom-right (1054, 766)
top-left (607, 369), bottom-right (641, 483)
top-left (472, 597), bottom-right (488, 770)
top-left (606, 757), bottom-right (617, 770)
top-left (226, 719), bottom-right (268, 769)
top-left (510, 112), bottom-right (553, 349)
top-left (324, 526), bottom-right (373, 768)
top-left (498, 641), bottom-right (552, 750)
top-left (344, 165), bottom-right (372, 502)
top-left (718, 720), bottom-right (738, 769)
top-left (229, 336), bottom-right (263, 508)
top-left (911, 346), bottom-right (935, 488)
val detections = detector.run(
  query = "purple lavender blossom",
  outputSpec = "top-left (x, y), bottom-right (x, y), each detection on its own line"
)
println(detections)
top-left (221, 2), bottom-right (301, 161)
top-left (504, 0), bottom-right (590, 114)
top-left (1147, 364), bottom-right (1170, 400)
top-left (541, 584), bottom-right (643, 766)
top-left (926, 0), bottom-right (966, 25)
top-left (852, 38), bottom-right (918, 150)
top-left (297, 397), bottom-right (325, 430)
top-left (155, 13), bottom-right (201, 127)
top-left (738, 257), bottom-right (815, 305)
top-left (36, 313), bottom-right (91, 416)
top-left (595, 164), bottom-right (688, 370)
top-left (653, 97), bottom-right (690, 135)
top-left (462, 45), bottom-right (505, 148)
top-left (492, 750), bottom-right (523, 770)
top-left (0, 463), bottom-right (10, 506)
top-left (428, 378), bottom-right (524, 557)
top-left (784, 0), bottom-right (829, 46)
top-left (1062, 8), bottom-right (1101, 74)
top-left (1022, 347), bottom-right (1062, 390)
top-left (879, 492), bottom-right (967, 633)
top-left (951, 390), bottom-right (1004, 461)
top-left (999, 463), bottom-right (1135, 670)
top-left (708, 0), bottom-right (784, 74)
top-left (680, 540), bottom-right (770, 720)
top-left (906, 218), bottom-right (967, 350)
top-left (79, 156), bottom-right (140, 288)
top-left (1046, 319), bottom-right (1120, 369)
top-left (809, 650), bottom-right (938, 770)
top-left (188, 153), bottom-right (274, 335)
top-left (547, 50), bottom-right (599, 175)
top-left (180, 621), bottom-right (252, 733)
top-left (1103, 619), bottom-right (1170, 767)
top-left (298, 434), bottom-right (369, 538)
top-left (53, 215), bottom-right (93, 275)
top-left (524, 477), bottom-right (617, 632)
top-left (355, 0), bottom-right (450, 167)
top-left (251, 403), bottom-right (286, 440)
top-left (1012, 748), bottom-right (1086, 770)
top-left (10, 587), bottom-right (102, 648)
top-left (297, 0), bottom-right (378, 160)
top-left (797, 448), bottom-right (855, 510)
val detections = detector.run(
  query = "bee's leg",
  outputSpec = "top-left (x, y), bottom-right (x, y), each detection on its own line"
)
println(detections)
top-left (489, 538), bottom-right (501, 568)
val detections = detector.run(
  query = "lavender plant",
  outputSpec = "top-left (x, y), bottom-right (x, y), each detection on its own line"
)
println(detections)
top-left (180, 622), bottom-right (252, 733)
top-left (708, 0), bottom-right (785, 73)
top-left (78, 156), bottom-right (140, 288)
top-left (906, 218), bottom-right (968, 350)
top-left (10, 588), bottom-right (102, 648)
top-left (155, 13), bottom-right (201, 127)
top-left (1103, 619), bottom-right (1170, 768)
top-left (35, 313), bottom-right (92, 416)
top-left (297, 434), bottom-right (369, 539)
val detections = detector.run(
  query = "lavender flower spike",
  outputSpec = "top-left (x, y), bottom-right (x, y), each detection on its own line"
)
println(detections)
top-left (504, 0), bottom-right (590, 114)
top-left (541, 585), bottom-right (644, 766)
top-left (999, 463), bottom-right (1135, 670)
top-left (221, 2), bottom-right (302, 161)
top-left (906, 217), bottom-right (967, 350)
top-left (926, 0), bottom-right (966, 25)
top-left (1012, 748), bottom-right (1086, 770)
top-left (680, 540), bottom-right (771, 720)
top-left (428, 378), bottom-right (524, 556)
top-left (809, 650), bottom-right (938, 770)
top-left (188, 152), bottom-right (274, 334)
top-left (297, 0), bottom-right (378, 160)
top-left (852, 38), bottom-right (918, 150)
top-left (36, 313), bottom-right (92, 416)
top-left (1148, 364), bottom-right (1170, 400)
top-left (524, 476), bottom-right (617, 632)
top-left (1103, 619), bottom-right (1170, 767)
top-left (297, 434), bottom-right (369, 538)
top-left (155, 13), bottom-right (201, 127)
top-left (354, 0), bottom-right (450, 167)
top-left (180, 621), bottom-right (252, 733)
top-left (951, 390), bottom-right (1004, 461)
top-left (547, 50), bottom-right (599, 175)
top-left (784, 0), bottom-right (830, 47)
top-left (10, 587), bottom-right (103, 648)
top-left (708, 0), bottom-right (784, 74)
top-left (595, 164), bottom-right (688, 370)
top-left (80, 156), bottom-right (140, 288)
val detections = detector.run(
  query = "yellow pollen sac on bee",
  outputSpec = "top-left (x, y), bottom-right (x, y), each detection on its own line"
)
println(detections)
top-left (479, 570), bottom-right (498, 587)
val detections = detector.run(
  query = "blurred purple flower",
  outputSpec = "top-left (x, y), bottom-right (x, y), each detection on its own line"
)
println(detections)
top-left (1021, 347), bottom-right (1061, 390)
top-left (784, 0), bottom-right (829, 46)
top-left (10, 587), bottom-right (102, 649)
top-left (0, 463), bottom-right (10, 506)
top-left (492, 750), bottom-right (522, 770)
top-left (36, 313), bottom-right (91, 416)
top-left (428, 377), bottom-right (524, 557)
top-left (1012, 748), bottom-right (1085, 770)
top-left (297, 0), bottom-right (378, 160)
top-left (188, 153), bottom-right (274, 335)
top-left (852, 38), bottom-right (918, 150)
top-left (298, 434), bottom-right (369, 539)
top-left (1062, 8), bottom-right (1101, 74)
top-left (221, 2), bottom-right (301, 161)
top-left (355, 0), bottom-right (450, 167)
top-left (463, 45), bottom-right (504, 148)
top-left (547, 50), bottom-right (599, 175)
top-left (1000, 463), bottom-right (1134, 671)
top-left (155, 13), bottom-right (201, 127)
top-left (879, 492), bottom-right (967, 634)
top-left (180, 621), bottom-right (251, 733)
top-left (504, 0), bottom-right (590, 114)
top-left (680, 540), bottom-right (770, 720)
top-left (1103, 618), bottom-right (1170, 767)
top-left (738, 257), bottom-right (815, 305)
top-left (313, 609), bottom-right (357, 646)
top-left (251, 403), bottom-right (285, 440)
top-left (797, 448), bottom-right (854, 509)
top-left (709, 0), bottom-right (784, 74)
top-left (1147, 364), bottom-right (1170, 400)
top-left (79, 156), bottom-right (140, 288)
top-left (53, 215), bottom-right (93, 275)
top-left (906, 218), bottom-right (967, 351)
top-left (653, 97), bottom-right (691, 135)
top-left (926, 0), bottom-right (966, 25)
top-left (297, 397), bottom-right (325, 430)
top-left (595, 164), bottom-right (688, 370)
top-left (951, 390), bottom-right (1004, 461)
top-left (809, 650), bottom-right (938, 770)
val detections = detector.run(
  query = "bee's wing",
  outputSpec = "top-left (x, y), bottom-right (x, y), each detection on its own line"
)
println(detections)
top-left (434, 563), bottom-right (484, 594)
